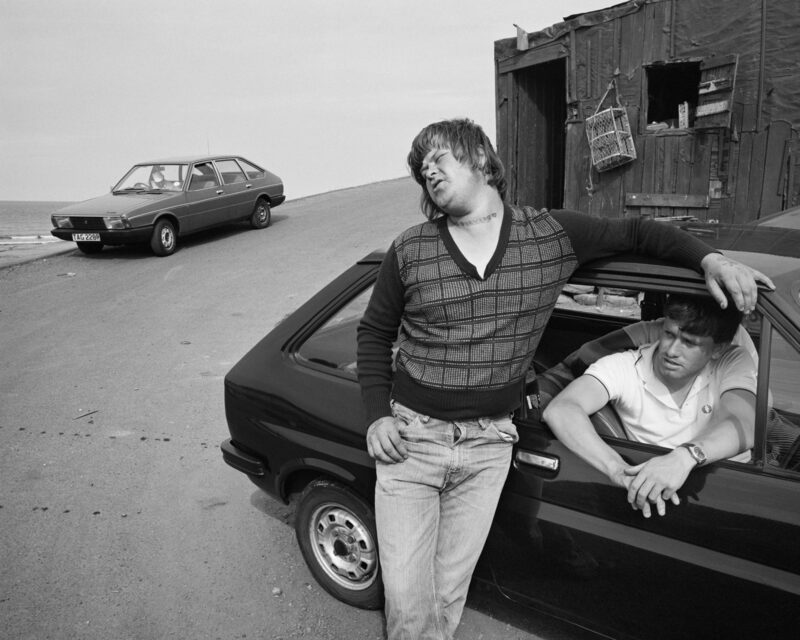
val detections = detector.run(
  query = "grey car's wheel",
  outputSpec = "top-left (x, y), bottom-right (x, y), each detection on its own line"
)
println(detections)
top-left (249, 199), bottom-right (271, 229)
top-left (150, 219), bottom-right (176, 256)
top-left (76, 241), bottom-right (103, 254)
top-left (295, 480), bottom-right (383, 610)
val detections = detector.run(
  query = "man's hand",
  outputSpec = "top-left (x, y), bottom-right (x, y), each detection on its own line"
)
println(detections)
top-left (366, 416), bottom-right (408, 463)
top-left (623, 449), bottom-right (695, 517)
top-left (700, 253), bottom-right (774, 314)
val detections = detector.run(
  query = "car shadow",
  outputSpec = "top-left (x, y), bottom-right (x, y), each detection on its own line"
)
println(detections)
top-left (68, 243), bottom-right (152, 260)
top-left (249, 489), bottom-right (297, 526)
top-left (65, 215), bottom-right (288, 260)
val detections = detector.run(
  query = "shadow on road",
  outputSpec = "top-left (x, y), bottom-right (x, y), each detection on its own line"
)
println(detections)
top-left (48, 215), bottom-right (291, 261)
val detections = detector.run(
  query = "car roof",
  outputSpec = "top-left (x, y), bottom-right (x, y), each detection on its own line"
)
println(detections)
top-left (361, 222), bottom-right (800, 280)
top-left (359, 221), bottom-right (800, 329)
top-left (137, 155), bottom-right (253, 165)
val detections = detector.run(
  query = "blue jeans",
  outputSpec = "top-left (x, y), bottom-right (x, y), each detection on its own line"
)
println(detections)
top-left (375, 401), bottom-right (517, 640)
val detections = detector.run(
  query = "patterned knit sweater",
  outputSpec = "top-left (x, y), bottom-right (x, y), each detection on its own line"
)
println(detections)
top-left (356, 204), bottom-right (713, 425)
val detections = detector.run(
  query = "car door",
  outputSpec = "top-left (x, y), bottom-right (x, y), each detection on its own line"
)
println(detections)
top-left (486, 290), bottom-right (800, 639)
top-left (182, 161), bottom-right (229, 232)
top-left (213, 158), bottom-right (250, 221)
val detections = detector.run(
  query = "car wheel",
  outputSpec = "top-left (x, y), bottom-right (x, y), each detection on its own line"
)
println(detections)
top-left (294, 479), bottom-right (383, 610)
top-left (150, 219), bottom-right (177, 256)
top-left (249, 199), bottom-right (271, 229)
top-left (76, 242), bottom-right (103, 254)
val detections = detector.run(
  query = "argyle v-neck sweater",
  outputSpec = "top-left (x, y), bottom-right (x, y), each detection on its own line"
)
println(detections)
top-left (357, 204), bottom-right (713, 425)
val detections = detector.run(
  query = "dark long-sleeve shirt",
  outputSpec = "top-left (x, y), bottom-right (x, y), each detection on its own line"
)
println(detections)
top-left (356, 204), bottom-right (713, 426)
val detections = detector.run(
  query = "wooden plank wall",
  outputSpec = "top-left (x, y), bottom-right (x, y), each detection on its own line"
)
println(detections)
top-left (495, 70), bottom-right (514, 204)
top-left (761, 121), bottom-right (793, 215)
top-left (498, 0), bottom-right (799, 223)
top-left (573, 0), bottom-right (680, 219)
top-left (728, 122), bottom-right (799, 221)
top-left (562, 0), bottom-right (796, 223)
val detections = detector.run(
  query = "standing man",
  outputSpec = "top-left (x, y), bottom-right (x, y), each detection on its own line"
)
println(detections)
top-left (356, 118), bottom-right (771, 640)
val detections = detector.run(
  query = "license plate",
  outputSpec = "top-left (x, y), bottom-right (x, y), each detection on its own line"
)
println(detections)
top-left (72, 233), bottom-right (101, 242)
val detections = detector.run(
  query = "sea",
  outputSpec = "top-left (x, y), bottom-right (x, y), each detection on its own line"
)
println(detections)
top-left (0, 200), bottom-right (75, 243)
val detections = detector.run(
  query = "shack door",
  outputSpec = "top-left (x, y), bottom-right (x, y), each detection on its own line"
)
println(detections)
top-left (513, 60), bottom-right (567, 210)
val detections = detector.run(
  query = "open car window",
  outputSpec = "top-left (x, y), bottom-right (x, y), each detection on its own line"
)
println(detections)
top-left (536, 285), bottom-right (769, 464)
top-left (539, 288), bottom-right (800, 473)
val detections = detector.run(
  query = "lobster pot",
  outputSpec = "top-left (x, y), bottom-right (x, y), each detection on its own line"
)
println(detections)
top-left (585, 106), bottom-right (636, 171)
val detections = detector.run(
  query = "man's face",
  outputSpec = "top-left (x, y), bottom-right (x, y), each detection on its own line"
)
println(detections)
top-left (420, 147), bottom-right (486, 215)
top-left (654, 318), bottom-right (723, 385)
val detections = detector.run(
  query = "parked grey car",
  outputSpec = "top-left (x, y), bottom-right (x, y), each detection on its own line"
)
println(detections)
top-left (51, 155), bottom-right (285, 256)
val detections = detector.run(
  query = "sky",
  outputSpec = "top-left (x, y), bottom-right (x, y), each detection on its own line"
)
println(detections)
top-left (0, 0), bottom-right (613, 202)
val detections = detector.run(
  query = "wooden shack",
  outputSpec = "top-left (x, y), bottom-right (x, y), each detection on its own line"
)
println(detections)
top-left (494, 0), bottom-right (800, 222)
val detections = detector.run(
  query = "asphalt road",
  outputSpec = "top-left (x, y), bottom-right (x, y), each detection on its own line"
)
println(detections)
top-left (0, 179), bottom-right (595, 640)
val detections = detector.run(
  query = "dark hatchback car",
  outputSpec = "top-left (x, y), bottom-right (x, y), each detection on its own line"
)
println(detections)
top-left (51, 155), bottom-right (284, 256)
top-left (222, 224), bottom-right (800, 639)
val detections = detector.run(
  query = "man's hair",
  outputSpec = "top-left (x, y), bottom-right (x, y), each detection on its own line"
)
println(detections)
top-left (407, 118), bottom-right (507, 220)
top-left (663, 293), bottom-right (743, 344)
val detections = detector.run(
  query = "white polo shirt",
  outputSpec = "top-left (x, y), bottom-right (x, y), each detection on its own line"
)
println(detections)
top-left (586, 342), bottom-right (757, 463)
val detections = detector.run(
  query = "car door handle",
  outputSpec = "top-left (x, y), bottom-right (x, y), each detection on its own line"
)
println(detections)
top-left (245, 183), bottom-right (252, 189)
top-left (516, 450), bottom-right (560, 472)
top-left (216, 189), bottom-right (224, 195)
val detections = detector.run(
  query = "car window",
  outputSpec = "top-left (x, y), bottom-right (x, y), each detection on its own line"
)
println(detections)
top-left (295, 286), bottom-right (374, 378)
top-left (765, 326), bottom-right (800, 472)
top-left (215, 159), bottom-right (246, 185)
top-left (188, 162), bottom-right (220, 191)
top-left (156, 164), bottom-right (186, 190)
top-left (114, 164), bottom-right (187, 191)
top-left (539, 286), bottom-right (765, 464)
top-left (556, 285), bottom-right (642, 320)
top-left (237, 159), bottom-right (266, 180)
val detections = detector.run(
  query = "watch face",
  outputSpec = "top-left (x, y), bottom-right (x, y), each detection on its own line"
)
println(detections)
top-left (689, 444), bottom-right (707, 465)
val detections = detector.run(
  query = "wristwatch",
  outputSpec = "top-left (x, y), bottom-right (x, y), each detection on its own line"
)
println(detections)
top-left (679, 442), bottom-right (707, 467)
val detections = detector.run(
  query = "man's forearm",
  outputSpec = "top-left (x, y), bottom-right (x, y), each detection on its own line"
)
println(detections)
top-left (544, 404), bottom-right (627, 483)
top-left (692, 388), bottom-right (755, 463)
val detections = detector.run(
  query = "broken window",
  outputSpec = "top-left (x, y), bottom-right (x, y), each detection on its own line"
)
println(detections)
top-left (644, 55), bottom-right (738, 131)
top-left (645, 61), bottom-right (701, 129)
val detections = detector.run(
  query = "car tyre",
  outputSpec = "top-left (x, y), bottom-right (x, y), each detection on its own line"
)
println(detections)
top-left (249, 199), bottom-right (271, 229)
top-left (150, 219), bottom-right (177, 256)
top-left (76, 242), bottom-right (103, 254)
top-left (294, 479), bottom-right (383, 610)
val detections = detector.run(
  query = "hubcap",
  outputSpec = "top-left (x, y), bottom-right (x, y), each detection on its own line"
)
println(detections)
top-left (308, 503), bottom-right (378, 590)
top-left (161, 226), bottom-right (175, 250)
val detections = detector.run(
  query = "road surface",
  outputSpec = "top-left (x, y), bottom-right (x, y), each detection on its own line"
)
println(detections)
top-left (0, 179), bottom-right (595, 640)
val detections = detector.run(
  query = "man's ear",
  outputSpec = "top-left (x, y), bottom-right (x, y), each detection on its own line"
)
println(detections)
top-left (477, 147), bottom-right (487, 171)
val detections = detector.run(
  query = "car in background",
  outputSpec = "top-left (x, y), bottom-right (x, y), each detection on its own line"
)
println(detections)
top-left (51, 156), bottom-right (284, 256)
top-left (221, 224), bottom-right (800, 638)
